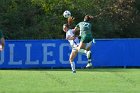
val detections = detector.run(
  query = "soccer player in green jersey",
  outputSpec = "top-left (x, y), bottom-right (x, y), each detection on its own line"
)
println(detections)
top-left (74, 15), bottom-right (94, 68)
top-left (0, 30), bottom-right (5, 51)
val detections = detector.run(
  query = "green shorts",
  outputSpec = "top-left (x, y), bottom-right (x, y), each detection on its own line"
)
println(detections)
top-left (80, 35), bottom-right (93, 43)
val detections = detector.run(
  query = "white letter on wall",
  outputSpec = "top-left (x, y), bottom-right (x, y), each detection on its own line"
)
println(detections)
top-left (59, 43), bottom-right (69, 64)
top-left (9, 44), bottom-right (22, 65)
top-left (77, 54), bottom-right (87, 64)
top-left (25, 44), bottom-right (39, 65)
top-left (42, 43), bottom-right (55, 64)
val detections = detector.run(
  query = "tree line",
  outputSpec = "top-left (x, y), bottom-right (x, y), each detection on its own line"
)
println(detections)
top-left (0, 0), bottom-right (140, 40)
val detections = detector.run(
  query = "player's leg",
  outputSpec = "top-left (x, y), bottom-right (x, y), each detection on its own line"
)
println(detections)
top-left (77, 36), bottom-right (91, 53)
top-left (1, 37), bottom-right (5, 49)
top-left (77, 41), bottom-right (86, 51)
top-left (78, 48), bottom-right (92, 67)
top-left (85, 41), bottom-right (93, 68)
top-left (76, 40), bottom-right (92, 68)
top-left (69, 49), bottom-right (78, 73)
top-left (0, 37), bottom-right (5, 51)
top-left (78, 48), bottom-right (87, 54)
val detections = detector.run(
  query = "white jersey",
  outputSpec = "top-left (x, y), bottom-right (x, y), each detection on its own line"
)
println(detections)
top-left (66, 29), bottom-right (80, 48)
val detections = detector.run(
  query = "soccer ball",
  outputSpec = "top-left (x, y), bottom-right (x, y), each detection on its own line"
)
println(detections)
top-left (63, 10), bottom-right (71, 18)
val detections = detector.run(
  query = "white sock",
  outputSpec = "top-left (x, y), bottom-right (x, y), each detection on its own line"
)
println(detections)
top-left (71, 62), bottom-right (75, 71)
top-left (79, 49), bottom-right (87, 54)
top-left (86, 51), bottom-right (91, 59)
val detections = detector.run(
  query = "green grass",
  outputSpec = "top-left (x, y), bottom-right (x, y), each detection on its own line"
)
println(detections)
top-left (0, 68), bottom-right (139, 93)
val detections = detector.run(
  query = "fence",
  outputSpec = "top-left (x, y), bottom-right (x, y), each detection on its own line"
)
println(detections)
top-left (0, 39), bottom-right (140, 68)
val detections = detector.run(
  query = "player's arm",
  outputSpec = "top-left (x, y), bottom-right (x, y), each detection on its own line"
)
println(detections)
top-left (67, 16), bottom-right (75, 26)
top-left (73, 22), bottom-right (80, 32)
top-left (73, 25), bottom-right (80, 39)
top-left (73, 27), bottom-right (80, 33)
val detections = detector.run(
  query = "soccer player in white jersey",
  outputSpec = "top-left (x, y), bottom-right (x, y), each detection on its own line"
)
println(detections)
top-left (63, 24), bottom-right (92, 73)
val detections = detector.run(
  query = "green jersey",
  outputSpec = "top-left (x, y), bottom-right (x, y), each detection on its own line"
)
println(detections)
top-left (76, 21), bottom-right (93, 43)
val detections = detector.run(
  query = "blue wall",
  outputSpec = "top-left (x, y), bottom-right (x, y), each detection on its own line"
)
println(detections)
top-left (0, 39), bottom-right (140, 68)
top-left (92, 39), bottom-right (140, 67)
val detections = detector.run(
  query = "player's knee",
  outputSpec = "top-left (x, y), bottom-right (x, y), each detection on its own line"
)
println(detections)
top-left (69, 58), bottom-right (73, 63)
top-left (77, 47), bottom-right (81, 52)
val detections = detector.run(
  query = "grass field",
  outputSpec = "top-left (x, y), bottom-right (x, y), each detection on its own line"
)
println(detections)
top-left (0, 68), bottom-right (139, 93)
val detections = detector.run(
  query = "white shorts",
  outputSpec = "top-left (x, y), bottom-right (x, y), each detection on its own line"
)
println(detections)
top-left (70, 44), bottom-right (79, 52)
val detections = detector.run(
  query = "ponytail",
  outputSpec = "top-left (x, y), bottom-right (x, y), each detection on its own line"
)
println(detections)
top-left (84, 15), bottom-right (94, 21)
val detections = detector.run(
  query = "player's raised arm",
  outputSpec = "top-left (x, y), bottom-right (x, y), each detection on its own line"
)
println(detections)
top-left (67, 16), bottom-right (75, 26)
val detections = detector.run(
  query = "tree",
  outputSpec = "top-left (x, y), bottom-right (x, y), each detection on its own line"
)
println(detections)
top-left (0, 0), bottom-right (139, 39)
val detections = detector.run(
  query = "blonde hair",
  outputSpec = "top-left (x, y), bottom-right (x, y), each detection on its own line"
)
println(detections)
top-left (63, 24), bottom-right (69, 31)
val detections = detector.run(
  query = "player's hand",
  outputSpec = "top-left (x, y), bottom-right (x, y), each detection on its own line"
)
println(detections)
top-left (68, 16), bottom-right (75, 25)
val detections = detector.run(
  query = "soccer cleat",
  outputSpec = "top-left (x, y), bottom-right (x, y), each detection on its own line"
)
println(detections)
top-left (72, 70), bottom-right (76, 73)
top-left (86, 63), bottom-right (92, 68)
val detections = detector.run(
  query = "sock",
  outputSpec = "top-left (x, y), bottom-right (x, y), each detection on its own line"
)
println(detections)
top-left (86, 51), bottom-right (91, 59)
top-left (86, 51), bottom-right (92, 63)
top-left (79, 49), bottom-right (87, 54)
top-left (71, 62), bottom-right (75, 71)
top-left (88, 59), bottom-right (92, 63)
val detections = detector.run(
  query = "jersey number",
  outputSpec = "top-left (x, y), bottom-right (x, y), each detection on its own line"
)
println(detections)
top-left (83, 23), bottom-right (90, 29)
